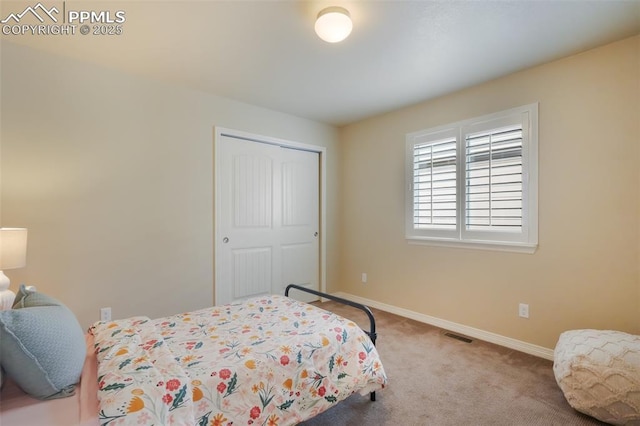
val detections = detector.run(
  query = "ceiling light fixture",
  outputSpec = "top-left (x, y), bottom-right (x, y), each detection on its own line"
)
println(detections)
top-left (315, 6), bottom-right (352, 43)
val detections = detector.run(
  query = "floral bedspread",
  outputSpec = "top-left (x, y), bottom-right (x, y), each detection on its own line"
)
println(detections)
top-left (89, 295), bottom-right (387, 425)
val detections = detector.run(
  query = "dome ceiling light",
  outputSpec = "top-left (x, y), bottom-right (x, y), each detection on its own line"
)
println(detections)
top-left (314, 6), bottom-right (352, 43)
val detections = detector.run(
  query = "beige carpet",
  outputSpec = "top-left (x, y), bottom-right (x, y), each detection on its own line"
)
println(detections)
top-left (301, 301), bottom-right (605, 426)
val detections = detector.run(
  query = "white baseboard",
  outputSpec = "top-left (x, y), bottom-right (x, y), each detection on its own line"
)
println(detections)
top-left (331, 292), bottom-right (555, 361)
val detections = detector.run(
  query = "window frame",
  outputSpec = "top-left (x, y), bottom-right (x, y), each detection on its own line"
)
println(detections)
top-left (405, 103), bottom-right (538, 253)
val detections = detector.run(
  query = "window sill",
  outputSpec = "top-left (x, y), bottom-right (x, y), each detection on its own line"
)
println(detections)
top-left (407, 237), bottom-right (538, 254)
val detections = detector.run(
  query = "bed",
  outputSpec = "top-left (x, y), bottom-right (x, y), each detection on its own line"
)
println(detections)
top-left (0, 285), bottom-right (387, 426)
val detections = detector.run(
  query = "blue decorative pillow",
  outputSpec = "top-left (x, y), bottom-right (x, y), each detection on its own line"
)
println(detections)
top-left (0, 285), bottom-right (86, 400)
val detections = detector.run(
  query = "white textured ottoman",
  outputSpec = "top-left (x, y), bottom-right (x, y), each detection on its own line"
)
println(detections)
top-left (553, 329), bottom-right (640, 425)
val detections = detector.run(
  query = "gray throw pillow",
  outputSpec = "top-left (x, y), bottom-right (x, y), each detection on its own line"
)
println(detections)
top-left (12, 284), bottom-right (59, 308)
top-left (0, 286), bottom-right (86, 400)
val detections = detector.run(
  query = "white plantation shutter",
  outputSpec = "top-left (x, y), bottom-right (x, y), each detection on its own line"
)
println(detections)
top-left (465, 125), bottom-right (523, 232)
top-left (413, 137), bottom-right (457, 230)
top-left (406, 128), bottom-right (459, 239)
top-left (406, 104), bottom-right (538, 252)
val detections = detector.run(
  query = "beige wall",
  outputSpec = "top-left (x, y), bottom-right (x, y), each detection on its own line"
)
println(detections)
top-left (337, 36), bottom-right (640, 349)
top-left (0, 41), bottom-right (340, 329)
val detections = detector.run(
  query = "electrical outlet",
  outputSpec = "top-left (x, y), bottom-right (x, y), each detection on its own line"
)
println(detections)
top-left (518, 303), bottom-right (529, 319)
top-left (100, 307), bottom-right (111, 322)
top-left (361, 273), bottom-right (367, 283)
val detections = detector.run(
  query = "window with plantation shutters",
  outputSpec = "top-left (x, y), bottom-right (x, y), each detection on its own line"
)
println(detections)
top-left (406, 104), bottom-right (538, 253)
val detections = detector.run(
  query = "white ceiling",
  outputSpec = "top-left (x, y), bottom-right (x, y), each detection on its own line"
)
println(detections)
top-left (3, 0), bottom-right (640, 126)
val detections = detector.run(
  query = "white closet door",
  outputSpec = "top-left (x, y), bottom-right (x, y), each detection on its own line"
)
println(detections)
top-left (277, 146), bottom-right (319, 301)
top-left (216, 134), bottom-right (319, 305)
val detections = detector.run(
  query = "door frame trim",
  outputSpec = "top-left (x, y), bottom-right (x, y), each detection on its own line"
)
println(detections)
top-left (213, 127), bottom-right (327, 305)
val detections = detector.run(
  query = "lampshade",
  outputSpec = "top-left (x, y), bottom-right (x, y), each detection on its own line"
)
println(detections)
top-left (0, 228), bottom-right (27, 270)
top-left (315, 6), bottom-right (352, 43)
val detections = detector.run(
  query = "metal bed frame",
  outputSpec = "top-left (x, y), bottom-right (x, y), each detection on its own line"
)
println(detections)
top-left (284, 284), bottom-right (379, 402)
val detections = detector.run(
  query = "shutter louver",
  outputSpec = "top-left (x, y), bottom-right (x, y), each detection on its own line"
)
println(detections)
top-left (465, 125), bottom-right (523, 232)
top-left (413, 138), bottom-right (457, 230)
